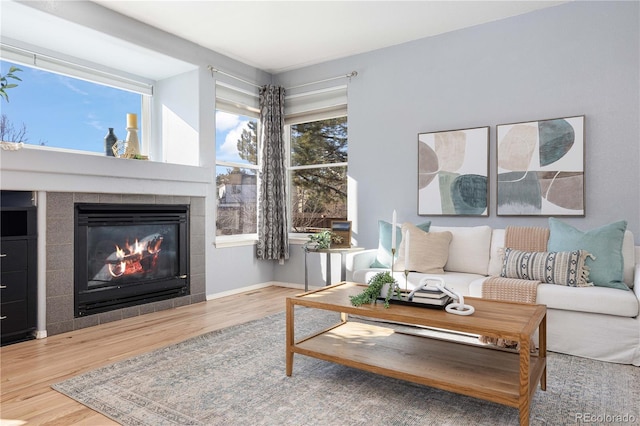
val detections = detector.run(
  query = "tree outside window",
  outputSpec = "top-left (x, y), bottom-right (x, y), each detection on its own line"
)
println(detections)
top-left (215, 111), bottom-right (259, 236)
top-left (290, 117), bottom-right (348, 233)
top-left (215, 112), bottom-right (348, 237)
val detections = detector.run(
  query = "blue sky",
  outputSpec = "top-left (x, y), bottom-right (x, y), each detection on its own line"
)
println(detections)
top-left (215, 110), bottom-right (255, 165)
top-left (1, 60), bottom-right (140, 153)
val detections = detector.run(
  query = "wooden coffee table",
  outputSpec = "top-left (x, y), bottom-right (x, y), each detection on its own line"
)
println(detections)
top-left (286, 282), bottom-right (546, 426)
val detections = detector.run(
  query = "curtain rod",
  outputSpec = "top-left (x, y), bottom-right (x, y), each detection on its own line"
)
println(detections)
top-left (286, 71), bottom-right (358, 90)
top-left (208, 65), bottom-right (358, 91)
top-left (208, 65), bottom-right (262, 89)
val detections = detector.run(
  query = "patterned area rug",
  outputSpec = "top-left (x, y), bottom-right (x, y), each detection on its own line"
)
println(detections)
top-left (53, 308), bottom-right (640, 426)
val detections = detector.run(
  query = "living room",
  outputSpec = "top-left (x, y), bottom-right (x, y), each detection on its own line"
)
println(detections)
top-left (1, 1), bottom-right (639, 424)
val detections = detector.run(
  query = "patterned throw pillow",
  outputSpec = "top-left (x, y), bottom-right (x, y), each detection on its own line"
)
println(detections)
top-left (501, 248), bottom-right (593, 287)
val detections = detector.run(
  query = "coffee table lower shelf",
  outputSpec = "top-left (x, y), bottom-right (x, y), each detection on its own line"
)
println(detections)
top-left (289, 321), bottom-right (545, 419)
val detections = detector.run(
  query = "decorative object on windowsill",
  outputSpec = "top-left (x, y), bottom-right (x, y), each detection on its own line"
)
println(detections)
top-left (111, 113), bottom-right (148, 160)
top-left (349, 271), bottom-right (399, 308)
top-left (0, 141), bottom-right (24, 150)
top-left (303, 230), bottom-right (343, 250)
top-left (104, 128), bottom-right (117, 157)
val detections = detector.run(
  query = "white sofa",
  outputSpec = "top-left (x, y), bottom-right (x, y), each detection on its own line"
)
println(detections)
top-left (348, 225), bottom-right (640, 366)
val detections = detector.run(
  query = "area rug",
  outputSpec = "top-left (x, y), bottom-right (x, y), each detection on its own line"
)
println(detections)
top-left (53, 308), bottom-right (640, 426)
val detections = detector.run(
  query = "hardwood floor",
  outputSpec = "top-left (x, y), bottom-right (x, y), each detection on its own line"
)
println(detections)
top-left (0, 286), bottom-right (301, 425)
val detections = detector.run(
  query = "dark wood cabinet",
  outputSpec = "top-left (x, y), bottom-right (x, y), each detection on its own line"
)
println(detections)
top-left (1, 205), bottom-right (37, 345)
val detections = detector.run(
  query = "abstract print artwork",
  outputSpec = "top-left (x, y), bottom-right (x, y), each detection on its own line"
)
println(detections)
top-left (497, 115), bottom-right (584, 216)
top-left (418, 127), bottom-right (489, 216)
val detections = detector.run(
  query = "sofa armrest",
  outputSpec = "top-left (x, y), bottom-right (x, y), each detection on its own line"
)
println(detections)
top-left (634, 264), bottom-right (640, 301)
top-left (346, 249), bottom-right (377, 281)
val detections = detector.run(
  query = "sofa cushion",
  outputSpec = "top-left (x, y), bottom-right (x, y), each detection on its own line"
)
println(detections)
top-left (548, 218), bottom-right (628, 290)
top-left (370, 220), bottom-right (431, 268)
top-left (430, 225), bottom-right (492, 275)
top-left (394, 223), bottom-right (452, 273)
top-left (536, 284), bottom-right (639, 317)
top-left (501, 248), bottom-right (593, 287)
top-left (469, 279), bottom-right (639, 317)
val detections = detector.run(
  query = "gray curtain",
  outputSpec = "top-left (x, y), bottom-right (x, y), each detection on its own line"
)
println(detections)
top-left (256, 85), bottom-right (289, 261)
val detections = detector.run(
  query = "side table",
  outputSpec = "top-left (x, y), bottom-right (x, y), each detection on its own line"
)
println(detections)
top-left (303, 246), bottom-right (365, 292)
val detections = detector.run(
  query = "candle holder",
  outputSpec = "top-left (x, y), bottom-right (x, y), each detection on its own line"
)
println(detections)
top-left (390, 247), bottom-right (396, 277)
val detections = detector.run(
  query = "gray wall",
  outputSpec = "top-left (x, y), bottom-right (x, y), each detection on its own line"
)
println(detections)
top-left (7, 1), bottom-right (639, 293)
top-left (275, 0), bottom-right (640, 275)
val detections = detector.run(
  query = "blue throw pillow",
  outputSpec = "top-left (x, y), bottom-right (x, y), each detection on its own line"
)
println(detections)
top-left (547, 218), bottom-right (628, 290)
top-left (370, 220), bottom-right (431, 268)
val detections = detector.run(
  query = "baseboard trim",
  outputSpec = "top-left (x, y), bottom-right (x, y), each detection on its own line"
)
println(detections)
top-left (205, 281), bottom-right (311, 301)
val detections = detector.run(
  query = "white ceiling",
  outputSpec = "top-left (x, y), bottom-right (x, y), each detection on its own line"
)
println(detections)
top-left (92, 0), bottom-right (567, 74)
top-left (1, 1), bottom-right (567, 79)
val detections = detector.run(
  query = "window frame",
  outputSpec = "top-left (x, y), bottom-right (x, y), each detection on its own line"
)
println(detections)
top-left (214, 108), bottom-right (261, 244)
top-left (0, 43), bottom-right (152, 155)
top-left (214, 82), bottom-right (349, 247)
top-left (285, 112), bottom-right (349, 239)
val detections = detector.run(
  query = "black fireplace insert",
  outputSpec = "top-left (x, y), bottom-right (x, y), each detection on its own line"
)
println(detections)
top-left (74, 203), bottom-right (189, 317)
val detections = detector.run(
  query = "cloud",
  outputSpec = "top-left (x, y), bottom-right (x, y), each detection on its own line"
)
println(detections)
top-left (219, 119), bottom-right (251, 163)
top-left (216, 111), bottom-right (240, 132)
top-left (85, 113), bottom-right (103, 131)
top-left (57, 75), bottom-right (89, 96)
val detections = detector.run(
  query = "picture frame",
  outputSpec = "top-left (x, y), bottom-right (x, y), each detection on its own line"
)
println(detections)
top-left (418, 126), bottom-right (489, 216)
top-left (330, 220), bottom-right (352, 248)
top-left (496, 115), bottom-right (585, 216)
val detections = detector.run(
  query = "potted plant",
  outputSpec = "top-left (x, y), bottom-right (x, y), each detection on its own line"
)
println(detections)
top-left (304, 230), bottom-right (343, 250)
top-left (349, 271), bottom-right (399, 308)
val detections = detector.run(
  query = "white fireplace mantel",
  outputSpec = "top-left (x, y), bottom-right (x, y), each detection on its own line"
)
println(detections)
top-left (0, 145), bottom-right (211, 196)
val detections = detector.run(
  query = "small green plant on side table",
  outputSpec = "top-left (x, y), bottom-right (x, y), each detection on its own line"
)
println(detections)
top-left (349, 271), bottom-right (399, 308)
top-left (304, 230), bottom-right (343, 250)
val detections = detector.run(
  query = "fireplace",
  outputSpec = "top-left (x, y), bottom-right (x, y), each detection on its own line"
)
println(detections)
top-left (74, 203), bottom-right (189, 317)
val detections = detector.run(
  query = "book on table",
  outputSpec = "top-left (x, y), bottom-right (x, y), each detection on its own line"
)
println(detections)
top-left (410, 295), bottom-right (452, 306)
top-left (412, 288), bottom-right (448, 300)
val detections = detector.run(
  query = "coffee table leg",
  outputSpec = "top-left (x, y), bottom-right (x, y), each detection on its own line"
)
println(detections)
top-left (519, 338), bottom-right (531, 426)
top-left (539, 314), bottom-right (547, 391)
top-left (286, 300), bottom-right (294, 376)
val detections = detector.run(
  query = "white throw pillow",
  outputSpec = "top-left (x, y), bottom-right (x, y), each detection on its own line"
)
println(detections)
top-left (430, 225), bottom-right (492, 275)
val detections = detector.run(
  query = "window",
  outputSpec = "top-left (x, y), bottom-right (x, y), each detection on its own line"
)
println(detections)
top-left (215, 110), bottom-right (259, 236)
top-left (0, 59), bottom-right (146, 154)
top-left (214, 81), bottom-right (348, 240)
top-left (288, 116), bottom-right (348, 233)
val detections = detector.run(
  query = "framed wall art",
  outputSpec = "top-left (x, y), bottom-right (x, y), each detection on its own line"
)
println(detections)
top-left (496, 115), bottom-right (584, 216)
top-left (418, 126), bottom-right (489, 216)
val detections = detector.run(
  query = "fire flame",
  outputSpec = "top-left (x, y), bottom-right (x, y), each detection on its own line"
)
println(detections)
top-left (107, 235), bottom-right (163, 278)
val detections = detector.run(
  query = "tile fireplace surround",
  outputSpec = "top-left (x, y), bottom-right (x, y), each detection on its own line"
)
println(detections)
top-left (45, 192), bottom-right (206, 336)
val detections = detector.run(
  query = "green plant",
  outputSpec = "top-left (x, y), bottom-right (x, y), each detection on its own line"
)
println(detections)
top-left (1, 66), bottom-right (22, 102)
top-left (349, 271), bottom-right (399, 308)
top-left (305, 230), bottom-right (343, 249)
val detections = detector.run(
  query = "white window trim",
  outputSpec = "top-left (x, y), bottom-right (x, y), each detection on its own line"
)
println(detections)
top-left (214, 82), bottom-right (349, 247)
top-left (214, 93), bottom-right (261, 245)
top-left (1, 43), bottom-right (152, 154)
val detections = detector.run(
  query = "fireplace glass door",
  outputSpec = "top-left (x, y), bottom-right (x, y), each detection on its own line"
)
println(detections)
top-left (87, 223), bottom-right (178, 289)
top-left (75, 204), bottom-right (189, 316)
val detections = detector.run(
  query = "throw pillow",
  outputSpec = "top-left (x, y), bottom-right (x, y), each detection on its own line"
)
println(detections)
top-left (547, 218), bottom-right (629, 290)
top-left (500, 248), bottom-right (593, 287)
top-left (370, 220), bottom-right (431, 268)
top-left (394, 223), bottom-right (452, 273)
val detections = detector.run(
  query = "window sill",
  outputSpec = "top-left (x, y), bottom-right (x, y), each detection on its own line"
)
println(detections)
top-left (0, 145), bottom-right (210, 196)
top-left (214, 234), bottom-right (310, 248)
